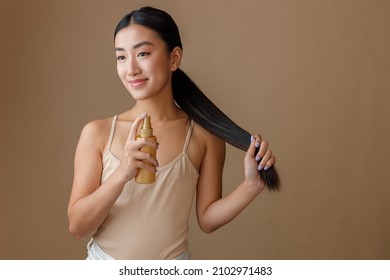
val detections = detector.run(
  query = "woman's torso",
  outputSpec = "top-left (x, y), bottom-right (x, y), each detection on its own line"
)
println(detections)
top-left (93, 114), bottom-right (201, 259)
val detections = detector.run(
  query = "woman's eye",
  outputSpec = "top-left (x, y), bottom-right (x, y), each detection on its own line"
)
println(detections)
top-left (137, 52), bottom-right (150, 57)
top-left (117, 56), bottom-right (125, 61)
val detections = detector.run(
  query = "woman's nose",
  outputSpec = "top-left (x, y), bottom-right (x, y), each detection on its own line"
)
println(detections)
top-left (127, 58), bottom-right (141, 76)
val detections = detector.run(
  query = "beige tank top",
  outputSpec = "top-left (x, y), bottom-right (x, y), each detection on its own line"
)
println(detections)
top-left (93, 116), bottom-right (199, 259)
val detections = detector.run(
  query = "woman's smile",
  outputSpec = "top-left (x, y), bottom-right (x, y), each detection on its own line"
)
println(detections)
top-left (129, 78), bottom-right (148, 88)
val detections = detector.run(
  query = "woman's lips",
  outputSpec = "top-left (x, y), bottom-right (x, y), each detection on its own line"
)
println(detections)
top-left (129, 79), bottom-right (148, 88)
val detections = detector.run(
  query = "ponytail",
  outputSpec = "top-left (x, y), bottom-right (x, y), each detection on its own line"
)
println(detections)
top-left (173, 69), bottom-right (281, 191)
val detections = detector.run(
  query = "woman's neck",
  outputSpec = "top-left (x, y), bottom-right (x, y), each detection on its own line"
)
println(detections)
top-left (123, 92), bottom-right (183, 122)
top-left (134, 101), bottom-right (180, 121)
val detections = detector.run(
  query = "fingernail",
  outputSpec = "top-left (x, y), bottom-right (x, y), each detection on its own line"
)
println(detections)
top-left (255, 156), bottom-right (261, 161)
top-left (140, 112), bottom-right (147, 118)
top-left (264, 166), bottom-right (269, 171)
top-left (255, 142), bottom-right (260, 148)
top-left (250, 135), bottom-right (254, 143)
top-left (258, 165), bottom-right (263, 171)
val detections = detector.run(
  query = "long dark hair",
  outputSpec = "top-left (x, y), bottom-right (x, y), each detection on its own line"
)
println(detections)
top-left (114, 6), bottom-right (280, 190)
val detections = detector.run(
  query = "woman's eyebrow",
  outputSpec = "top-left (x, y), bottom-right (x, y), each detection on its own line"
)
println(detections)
top-left (115, 41), bottom-right (155, 52)
top-left (133, 41), bottom-right (155, 49)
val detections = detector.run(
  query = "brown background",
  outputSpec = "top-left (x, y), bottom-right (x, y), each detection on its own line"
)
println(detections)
top-left (1, 0), bottom-right (389, 259)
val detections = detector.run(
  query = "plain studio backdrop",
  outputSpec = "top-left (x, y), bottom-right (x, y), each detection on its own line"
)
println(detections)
top-left (0, 0), bottom-right (389, 259)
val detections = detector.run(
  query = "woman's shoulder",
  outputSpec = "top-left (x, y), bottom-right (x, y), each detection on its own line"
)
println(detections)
top-left (185, 121), bottom-right (224, 172)
top-left (82, 116), bottom-right (113, 135)
top-left (193, 122), bottom-right (225, 143)
top-left (79, 116), bottom-right (115, 151)
top-left (192, 121), bottom-right (225, 150)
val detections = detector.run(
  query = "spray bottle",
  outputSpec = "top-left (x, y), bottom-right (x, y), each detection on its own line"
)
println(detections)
top-left (135, 115), bottom-right (157, 184)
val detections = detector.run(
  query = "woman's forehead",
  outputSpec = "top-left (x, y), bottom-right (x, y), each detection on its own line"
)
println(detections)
top-left (114, 24), bottom-right (161, 47)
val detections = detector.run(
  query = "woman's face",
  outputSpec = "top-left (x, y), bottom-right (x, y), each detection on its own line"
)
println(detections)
top-left (114, 24), bottom-right (180, 101)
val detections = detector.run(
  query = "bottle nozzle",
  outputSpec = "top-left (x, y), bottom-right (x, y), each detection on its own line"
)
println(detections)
top-left (140, 115), bottom-right (153, 137)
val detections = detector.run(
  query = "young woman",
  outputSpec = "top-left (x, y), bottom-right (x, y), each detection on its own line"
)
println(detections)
top-left (68, 6), bottom-right (280, 260)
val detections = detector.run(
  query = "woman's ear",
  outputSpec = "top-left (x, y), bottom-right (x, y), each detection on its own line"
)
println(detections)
top-left (170, 47), bottom-right (182, 71)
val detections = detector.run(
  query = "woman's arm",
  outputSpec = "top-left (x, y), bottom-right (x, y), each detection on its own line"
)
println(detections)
top-left (67, 114), bottom-right (158, 240)
top-left (196, 133), bottom-right (275, 233)
top-left (67, 120), bottom-right (125, 240)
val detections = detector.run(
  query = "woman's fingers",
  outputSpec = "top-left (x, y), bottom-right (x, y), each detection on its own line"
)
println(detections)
top-left (252, 135), bottom-right (275, 171)
top-left (244, 135), bottom-right (262, 179)
top-left (131, 147), bottom-right (159, 168)
top-left (259, 150), bottom-right (276, 171)
top-left (132, 157), bottom-right (158, 173)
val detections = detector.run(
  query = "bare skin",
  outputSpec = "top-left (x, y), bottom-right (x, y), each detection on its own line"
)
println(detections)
top-left (67, 24), bottom-right (275, 240)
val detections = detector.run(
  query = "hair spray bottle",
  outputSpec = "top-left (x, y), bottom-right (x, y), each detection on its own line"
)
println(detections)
top-left (135, 115), bottom-right (157, 184)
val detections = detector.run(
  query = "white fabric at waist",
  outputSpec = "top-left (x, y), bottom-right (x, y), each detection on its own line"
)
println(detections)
top-left (86, 239), bottom-right (191, 260)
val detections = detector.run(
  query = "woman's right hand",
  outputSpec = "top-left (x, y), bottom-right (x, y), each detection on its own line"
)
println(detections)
top-left (116, 113), bottom-right (159, 183)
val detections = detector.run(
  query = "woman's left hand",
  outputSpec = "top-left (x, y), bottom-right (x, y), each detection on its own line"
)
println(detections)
top-left (244, 134), bottom-right (276, 190)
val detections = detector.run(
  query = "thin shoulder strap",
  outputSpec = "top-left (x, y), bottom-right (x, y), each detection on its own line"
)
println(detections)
top-left (183, 119), bottom-right (194, 153)
top-left (107, 115), bottom-right (118, 151)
